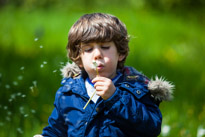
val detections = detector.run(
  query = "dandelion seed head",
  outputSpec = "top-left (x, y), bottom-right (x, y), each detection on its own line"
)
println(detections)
top-left (40, 64), bottom-right (44, 68)
top-left (92, 61), bottom-right (98, 69)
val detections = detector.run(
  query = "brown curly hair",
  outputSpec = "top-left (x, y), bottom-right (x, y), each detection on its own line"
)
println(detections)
top-left (66, 13), bottom-right (129, 69)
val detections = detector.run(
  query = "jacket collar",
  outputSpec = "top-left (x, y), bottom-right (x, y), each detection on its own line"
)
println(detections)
top-left (60, 62), bottom-right (174, 102)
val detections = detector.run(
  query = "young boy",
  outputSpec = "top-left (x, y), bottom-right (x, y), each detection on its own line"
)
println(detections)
top-left (35, 13), bottom-right (174, 137)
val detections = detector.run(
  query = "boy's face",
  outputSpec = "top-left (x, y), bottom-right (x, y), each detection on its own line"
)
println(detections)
top-left (80, 41), bottom-right (125, 80)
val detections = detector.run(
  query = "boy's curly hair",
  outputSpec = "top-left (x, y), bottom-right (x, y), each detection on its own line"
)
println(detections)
top-left (66, 13), bottom-right (129, 69)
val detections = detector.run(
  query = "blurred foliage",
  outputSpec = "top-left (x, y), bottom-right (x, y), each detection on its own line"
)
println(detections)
top-left (0, 0), bottom-right (205, 137)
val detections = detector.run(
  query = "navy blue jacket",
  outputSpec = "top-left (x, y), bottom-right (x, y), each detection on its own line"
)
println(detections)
top-left (42, 67), bottom-right (162, 137)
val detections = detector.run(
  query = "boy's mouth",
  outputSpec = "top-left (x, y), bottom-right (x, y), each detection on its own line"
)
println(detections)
top-left (97, 64), bottom-right (104, 70)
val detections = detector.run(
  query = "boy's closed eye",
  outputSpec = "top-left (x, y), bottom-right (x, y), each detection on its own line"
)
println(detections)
top-left (101, 45), bottom-right (110, 50)
top-left (81, 44), bottom-right (110, 53)
top-left (82, 46), bottom-right (93, 52)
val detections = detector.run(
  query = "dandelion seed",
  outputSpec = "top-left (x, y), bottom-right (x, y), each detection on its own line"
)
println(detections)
top-left (8, 98), bottom-right (13, 102)
top-left (5, 116), bottom-right (11, 121)
top-left (13, 81), bottom-right (18, 86)
top-left (43, 61), bottom-right (47, 64)
top-left (0, 122), bottom-right (4, 126)
top-left (60, 62), bottom-right (64, 65)
top-left (19, 106), bottom-right (24, 114)
top-left (40, 64), bottom-right (44, 68)
top-left (197, 126), bottom-right (205, 137)
top-left (65, 117), bottom-right (69, 122)
top-left (33, 81), bottom-right (37, 87)
top-left (18, 75), bottom-right (23, 80)
top-left (17, 128), bottom-right (23, 134)
top-left (11, 94), bottom-right (16, 99)
top-left (31, 109), bottom-right (36, 113)
top-left (53, 70), bottom-right (57, 73)
top-left (7, 111), bottom-right (12, 115)
top-left (30, 86), bottom-right (34, 92)
top-left (4, 106), bottom-right (8, 110)
top-left (21, 94), bottom-right (26, 98)
top-left (34, 38), bottom-right (39, 41)
top-left (24, 114), bottom-right (29, 117)
top-left (162, 125), bottom-right (171, 136)
top-left (5, 84), bottom-right (10, 89)
top-left (17, 92), bottom-right (22, 96)
top-left (39, 45), bottom-right (43, 48)
top-left (20, 66), bottom-right (25, 70)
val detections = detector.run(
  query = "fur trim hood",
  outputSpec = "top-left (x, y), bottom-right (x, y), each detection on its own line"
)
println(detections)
top-left (61, 62), bottom-right (174, 102)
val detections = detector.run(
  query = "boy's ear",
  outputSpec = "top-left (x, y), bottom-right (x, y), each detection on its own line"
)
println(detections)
top-left (118, 54), bottom-right (126, 61)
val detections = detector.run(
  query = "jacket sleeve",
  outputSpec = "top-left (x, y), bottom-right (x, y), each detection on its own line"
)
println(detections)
top-left (103, 84), bottom-right (162, 137)
top-left (42, 90), bottom-right (68, 137)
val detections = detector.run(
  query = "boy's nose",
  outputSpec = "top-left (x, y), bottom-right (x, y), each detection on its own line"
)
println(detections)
top-left (93, 47), bottom-right (103, 60)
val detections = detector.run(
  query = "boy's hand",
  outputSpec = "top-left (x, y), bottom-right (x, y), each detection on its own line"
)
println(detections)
top-left (92, 77), bottom-right (116, 100)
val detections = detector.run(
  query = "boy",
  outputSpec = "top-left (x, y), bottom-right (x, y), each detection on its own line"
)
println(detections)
top-left (35, 13), bottom-right (174, 137)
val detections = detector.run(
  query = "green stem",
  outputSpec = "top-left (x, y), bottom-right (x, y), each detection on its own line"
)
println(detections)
top-left (83, 90), bottom-right (96, 110)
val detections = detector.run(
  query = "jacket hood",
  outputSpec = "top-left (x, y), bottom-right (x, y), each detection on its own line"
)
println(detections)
top-left (61, 62), bottom-right (174, 102)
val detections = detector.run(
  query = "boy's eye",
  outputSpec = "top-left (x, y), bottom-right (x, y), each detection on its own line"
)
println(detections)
top-left (82, 46), bottom-right (93, 52)
top-left (101, 46), bottom-right (110, 50)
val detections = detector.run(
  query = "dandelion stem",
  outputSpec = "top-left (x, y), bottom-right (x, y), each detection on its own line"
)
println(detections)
top-left (83, 61), bottom-right (98, 110)
top-left (83, 90), bottom-right (96, 110)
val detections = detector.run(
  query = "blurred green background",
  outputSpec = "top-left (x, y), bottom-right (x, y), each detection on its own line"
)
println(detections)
top-left (0, 0), bottom-right (205, 136)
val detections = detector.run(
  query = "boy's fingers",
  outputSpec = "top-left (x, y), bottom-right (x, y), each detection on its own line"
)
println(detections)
top-left (94, 82), bottom-right (104, 88)
top-left (92, 76), bottom-right (111, 83)
top-left (92, 77), bottom-right (105, 83)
